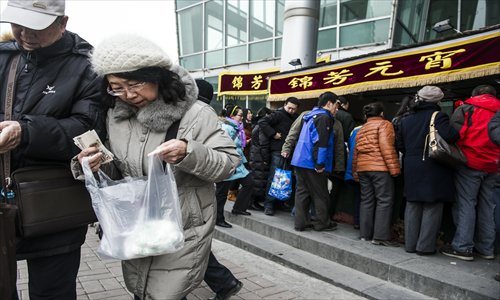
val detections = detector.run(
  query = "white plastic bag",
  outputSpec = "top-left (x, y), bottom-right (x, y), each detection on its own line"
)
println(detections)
top-left (82, 155), bottom-right (184, 260)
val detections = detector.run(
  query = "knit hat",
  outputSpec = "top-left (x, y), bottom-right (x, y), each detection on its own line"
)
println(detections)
top-left (91, 34), bottom-right (172, 77)
top-left (0, 0), bottom-right (65, 30)
top-left (417, 86), bottom-right (444, 103)
top-left (195, 79), bottom-right (214, 104)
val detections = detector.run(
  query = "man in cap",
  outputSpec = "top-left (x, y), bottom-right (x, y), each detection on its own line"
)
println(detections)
top-left (0, 0), bottom-right (106, 299)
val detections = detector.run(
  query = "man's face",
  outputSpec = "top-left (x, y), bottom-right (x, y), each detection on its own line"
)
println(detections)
top-left (284, 102), bottom-right (298, 115)
top-left (11, 16), bottom-right (68, 51)
top-left (326, 100), bottom-right (339, 116)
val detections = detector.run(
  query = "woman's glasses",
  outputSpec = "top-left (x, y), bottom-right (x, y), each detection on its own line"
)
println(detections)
top-left (107, 82), bottom-right (147, 96)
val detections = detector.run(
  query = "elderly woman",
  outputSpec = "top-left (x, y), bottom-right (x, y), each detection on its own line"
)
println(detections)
top-left (396, 86), bottom-right (459, 255)
top-left (352, 102), bottom-right (401, 246)
top-left (75, 34), bottom-right (239, 299)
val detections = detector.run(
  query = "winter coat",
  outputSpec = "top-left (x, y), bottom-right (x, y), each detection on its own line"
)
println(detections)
top-left (220, 117), bottom-right (249, 181)
top-left (352, 116), bottom-right (400, 181)
top-left (0, 31), bottom-right (106, 259)
top-left (335, 108), bottom-right (355, 142)
top-left (283, 110), bottom-right (345, 172)
top-left (74, 65), bottom-right (240, 299)
top-left (258, 107), bottom-right (297, 152)
top-left (396, 103), bottom-right (459, 203)
top-left (249, 124), bottom-right (270, 198)
top-left (488, 109), bottom-right (500, 147)
top-left (451, 94), bottom-right (500, 173)
top-left (344, 126), bottom-right (362, 181)
top-left (291, 107), bottom-right (335, 172)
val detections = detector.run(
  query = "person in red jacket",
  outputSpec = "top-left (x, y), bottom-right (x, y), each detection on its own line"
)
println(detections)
top-left (440, 85), bottom-right (500, 261)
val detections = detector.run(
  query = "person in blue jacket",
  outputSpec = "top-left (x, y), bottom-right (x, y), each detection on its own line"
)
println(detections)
top-left (344, 125), bottom-right (363, 229)
top-left (291, 92), bottom-right (339, 231)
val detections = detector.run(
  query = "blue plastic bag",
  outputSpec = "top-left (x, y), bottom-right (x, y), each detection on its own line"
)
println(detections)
top-left (268, 167), bottom-right (292, 201)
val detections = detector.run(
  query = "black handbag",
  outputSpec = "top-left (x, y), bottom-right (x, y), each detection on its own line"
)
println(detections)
top-left (10, 164), bottom-right (97, 238)
top-left (423, 111), bottom-right (467, 168)
top-left (2, 54), bottom-right (96, 239)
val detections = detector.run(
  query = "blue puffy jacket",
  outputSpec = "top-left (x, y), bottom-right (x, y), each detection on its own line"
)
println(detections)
top-left (291, 107), bottom-right (335, 172)
top-left (221, 118), bottom-right (249, 181)
top-left (344, 126), bottom-right (362, 181)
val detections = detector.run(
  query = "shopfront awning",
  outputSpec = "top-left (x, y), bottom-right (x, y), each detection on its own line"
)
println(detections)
top-left (267, 29), bottom-right (499, 101)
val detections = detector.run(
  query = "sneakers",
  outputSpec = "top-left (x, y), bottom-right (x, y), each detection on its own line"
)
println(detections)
top-left (440, 244), bottom-right (473, 261)
top-left (473, 249), bottom-right (495, 260)
top-left (371, 239), bottom-right (399, 247)
top-left (264, 208), bottom-right (274, 216)
top-left (209, 279), bottom-right (243, 300)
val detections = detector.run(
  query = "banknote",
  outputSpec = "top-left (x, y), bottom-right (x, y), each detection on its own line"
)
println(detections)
top-left (73, 130), bottom-right (114, 164)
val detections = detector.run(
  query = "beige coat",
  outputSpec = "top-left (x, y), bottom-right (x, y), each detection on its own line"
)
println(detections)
top-left (74, 65), bottom-right (240, 299)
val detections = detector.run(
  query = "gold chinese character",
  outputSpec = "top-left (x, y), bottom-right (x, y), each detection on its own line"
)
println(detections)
top-left (288, 76), bottom-right (313, 90)
top-left (419, 49), bottom-right (466, 70)
top-left (232, 76), bottom-right (243, 90)
top-left (251, 75), bottom-right (263, 90)
top-left (364, 61), bottom-right (404, 77)
top-left (323, 69), bottom-right (354, 86)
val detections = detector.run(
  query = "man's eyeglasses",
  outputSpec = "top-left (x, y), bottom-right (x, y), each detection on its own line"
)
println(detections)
top-left (107, 82), bottom-right (147, 96)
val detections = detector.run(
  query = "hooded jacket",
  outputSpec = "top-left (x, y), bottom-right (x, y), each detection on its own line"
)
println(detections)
top-left (88, 65), bottom-right (240, 299)
top-left (291, 107), bottom-right (335, 172)
top-left (220, 117), bottom-right (249, 181)
top-left (0, 31), bottom-right (106, 259)
top-left (451, 94), bottom-right (500, 173)
top-left (258, 107), bottom-right (297, 152)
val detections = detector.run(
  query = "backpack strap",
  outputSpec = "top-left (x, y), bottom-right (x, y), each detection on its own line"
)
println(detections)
top-left (165, 120), bottom-right (180, 142)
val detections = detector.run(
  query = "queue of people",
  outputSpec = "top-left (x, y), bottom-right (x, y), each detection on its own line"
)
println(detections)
top-left (1, 1), bottom-right (499, 299)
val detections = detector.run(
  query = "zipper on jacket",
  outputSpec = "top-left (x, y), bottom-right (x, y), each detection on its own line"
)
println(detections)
top-left (23, 52), bottom-right (31, 73)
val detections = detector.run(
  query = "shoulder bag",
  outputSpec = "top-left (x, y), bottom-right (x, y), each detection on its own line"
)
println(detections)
top-left (1, 54), bottom-right (96, 238)
top-left (423, 111), bottom-right (467, 169)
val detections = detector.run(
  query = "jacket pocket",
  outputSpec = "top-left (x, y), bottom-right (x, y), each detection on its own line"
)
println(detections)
top-left (178, 188), bottom-right (204, 229)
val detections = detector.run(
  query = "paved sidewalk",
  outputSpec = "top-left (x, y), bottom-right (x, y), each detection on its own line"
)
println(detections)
top-left (16, 226), bottom-right (363, 300)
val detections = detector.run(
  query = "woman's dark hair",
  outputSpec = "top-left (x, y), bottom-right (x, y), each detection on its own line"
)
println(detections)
top-left (100, 66), bottom-right (186, 107)
top-left (363, 102), bottom-right (384, 118)
top-left (242, 108), bottom-right (253, 127)
top-left (221, 103), bottom-right (242, 118)
top-left (255, 107), bottom-right (272, 122)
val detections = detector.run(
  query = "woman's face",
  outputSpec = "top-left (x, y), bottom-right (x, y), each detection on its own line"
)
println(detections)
top-left (106, 75), bottom-right (158, 108)
top-left (231, 109), bottom-right (244, 123)
top-left (246, 110), bottom-right (253, 121)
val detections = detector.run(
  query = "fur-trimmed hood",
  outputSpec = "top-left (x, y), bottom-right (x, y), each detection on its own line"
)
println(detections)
top-left (111, 65), bottom-right (199, 132)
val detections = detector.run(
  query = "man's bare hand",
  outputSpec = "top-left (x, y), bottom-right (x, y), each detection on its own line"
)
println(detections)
top-left (0, 121), bottom-right (22, 153)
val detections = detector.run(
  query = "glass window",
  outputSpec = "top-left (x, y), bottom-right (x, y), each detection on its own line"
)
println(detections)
top-left (275, 38), bottom-right (282, 57)
top-left (393, 0), bottom-right (425, 46)
top-left (340, 18), bottom-right (390, 47)
top-left (249, 40), bottom-right (273, 61)
top-left (226, 0), bottom-right (248, 46)
top-left (178, 5), bottom-right (203, 55)
top-left (340, 0), bottom-right (392, 23)
top-left (276, 0), bottom-right (285, 35)
top-left (205, 50), bottom-right (223, 68)
top-left (249, 0), bottom-right (275, 41)
top-left (176, 0), bottom-right (200, 10)
top-left (460, 0), bottom-right (500, 31)
top-left (247, 98), bottom-right (267, 114)
top-left (205, 0), bottom-right (224, 50)
top-left (318, 27), bottom-right (337, 50)
top-left (226, 45), bottom-right (247, 65)
top-left (424, 0), bottom-right (458, 41)
top-left (180, 54), bottom-right (203, 70)
top-left (320, 0), bottom-right (337, 27)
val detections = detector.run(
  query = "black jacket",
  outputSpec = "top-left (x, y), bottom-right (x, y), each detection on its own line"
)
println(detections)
top-left (258, 107), bottom-right (297, 152)
top-left (488, 109), bottom-right (500, 147)
top-left (396, 102), bottom-right (459, 203)
top-left (249, 124), bottom-right (270, 198)
top-left (0, 31), bottom-right (107, 259)
top-left (335, 108), bottom-right (355, 141)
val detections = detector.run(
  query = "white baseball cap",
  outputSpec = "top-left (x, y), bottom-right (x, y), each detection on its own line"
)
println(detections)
top-left (0, 0), bottom-right (65, 30)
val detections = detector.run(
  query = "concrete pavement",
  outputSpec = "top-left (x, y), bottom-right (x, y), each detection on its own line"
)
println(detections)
top-left (16, 226), bottom-right (363, 300)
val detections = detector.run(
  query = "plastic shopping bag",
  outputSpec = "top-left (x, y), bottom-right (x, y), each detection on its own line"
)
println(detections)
top-left (267, 164), bottom-right (292, 201)
top-left (82, 155), bottom-right (184, 260)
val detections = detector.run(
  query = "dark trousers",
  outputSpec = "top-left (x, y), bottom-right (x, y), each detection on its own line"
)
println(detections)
top-left (294, 167), bottom-right (330, 230)
top-left (359, 171), bottom-right (394, 241)
top-left (25, 248), bottom-right (81, 300)
top-left (405, 202), bottom-right (444, 253)
top-left (215, 174), bottom-right (253, 222)
top-left (204, 251), bottom-right (237, 293)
